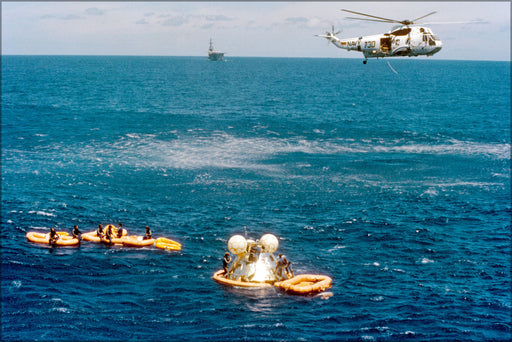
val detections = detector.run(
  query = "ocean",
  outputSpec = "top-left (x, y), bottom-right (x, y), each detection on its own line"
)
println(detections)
top-left (1, 55), bottom-right (510, 341)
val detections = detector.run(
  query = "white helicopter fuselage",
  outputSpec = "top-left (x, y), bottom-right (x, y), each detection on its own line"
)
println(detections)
top-left (326, 26), bottom-right (442, 61)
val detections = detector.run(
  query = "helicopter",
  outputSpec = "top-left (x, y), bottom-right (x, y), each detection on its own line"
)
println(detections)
top-left (317, 9), bottom-right (443, 64)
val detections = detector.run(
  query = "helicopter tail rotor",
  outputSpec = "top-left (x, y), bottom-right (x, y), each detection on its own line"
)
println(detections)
top-left (315, 25), bottom-right (341, 43)
top-left (331, 25), bottom-right (341, 36)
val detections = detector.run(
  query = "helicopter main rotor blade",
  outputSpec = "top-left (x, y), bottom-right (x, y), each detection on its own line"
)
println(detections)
top-left (345, 16), bottom-right (397, 23)
top-left (412, 11), bottom-right (437, 23)
top-left (420, 20), bottom-right (486, 25)
top-left (342, 9), bottom-right (401, 23)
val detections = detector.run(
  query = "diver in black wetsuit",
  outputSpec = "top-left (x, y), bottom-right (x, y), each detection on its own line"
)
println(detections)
top-left (143, 226), bottom-right (152, 240)
top-left (117, 223), bottom-right (124, 238)
top-left (223, 252), bottom-right (232, 275)
top-left (49, 227), bottom-right (59, 246)
top-left (72, 225), bottom-right (82, 245)
top-left (96, 224), bottom-right (104, 239)
top-left (105, 225), bottom-right (113, 244)
top-left (72, 225), bottom-right (82, 239)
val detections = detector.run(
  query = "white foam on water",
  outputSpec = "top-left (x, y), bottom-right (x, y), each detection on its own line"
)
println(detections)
top-left (28, 210), bottom-right (55, 217)
top-left (419, 257), bottom-right (434, 264)
top-left (371, 139), bottom-right (510, 159)
top-left (327, 245), bottom-right (346, 253)
top-left (425, 181), bottom-right (504, 190)
top-left (65, 133), bottom-right (510, 174)
top-left (420, 188), bottom-right (439, 197)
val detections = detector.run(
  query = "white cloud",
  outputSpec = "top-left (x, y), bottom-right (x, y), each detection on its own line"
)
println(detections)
top-left (61, 14), bottom-right (83, 20)
top-left (160, 16), bottom-right (188, 27)
top-left (85, 7), bottom-right (104, 16)
top-left (205, 15), bottom-right (233, 22)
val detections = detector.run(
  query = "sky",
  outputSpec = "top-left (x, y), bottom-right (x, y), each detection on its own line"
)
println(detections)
top-left (1, 1), bottom-right (510, 61)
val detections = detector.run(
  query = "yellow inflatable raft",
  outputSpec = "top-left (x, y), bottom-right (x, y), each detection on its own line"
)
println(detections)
top-left (100, 236), bottom-right (125, 246)
top-left (82, 231), bottom-right (101, 242)
top-left (82, 228), bottom-right (127, 243)
top-left (154, 237), bottom-right (181, 251)
top-left (122, 235), bottom-right (155, 247)
top-left (26, 232), bottom-right (79, 246)
top-left (212, 270), bottom-right (273, 288)
top-left (274, 274), bottom-right (332, 295)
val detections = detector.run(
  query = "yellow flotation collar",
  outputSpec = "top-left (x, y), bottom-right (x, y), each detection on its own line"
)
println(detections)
top-left (212, 270), bottom-right (273, 288)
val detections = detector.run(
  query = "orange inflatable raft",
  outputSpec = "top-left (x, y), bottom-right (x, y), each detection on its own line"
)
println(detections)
top-left (100, 236), bottom-right (126, 246)
top-left (82, 227), bottom-right (127, 243)
top-left (154, 237), bottom-right (181, 251)
top-left (212, 270), bottom-right (273, 288)
top-left (26, 232), bottom-right (79, 246)
top-left (274, 274), bottom-right (332, 295)
top-left (122, 235), bottom-right (155, 247)
top-left (82, 231), bottom-right (101, 242)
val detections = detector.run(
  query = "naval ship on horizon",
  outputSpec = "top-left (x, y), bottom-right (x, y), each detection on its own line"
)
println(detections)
top-left (208, 39), bottom-right (224, 61)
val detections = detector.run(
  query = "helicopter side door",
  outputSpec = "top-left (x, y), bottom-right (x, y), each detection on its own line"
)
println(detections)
top-left (380, 36), bottom-right (391, 54)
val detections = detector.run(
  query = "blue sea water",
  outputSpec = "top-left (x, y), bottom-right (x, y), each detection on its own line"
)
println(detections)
top-left (1, 55), bottom-right (510, 341)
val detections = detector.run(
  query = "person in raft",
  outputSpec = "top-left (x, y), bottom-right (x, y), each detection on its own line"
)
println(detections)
top-left (105, 225), bottom-right (114, 244)
top-left (72, 225), bottom-right (82, 241)
top-left (223, 252), bottom-right (232, 276)
top-left (49, 227), bottom-right (59, 246)
top-left (143, 226), bottom-right (152, 240)
top-left (96, 224), bottom-right (104, 238)
top-left (116, 223), bottom-right (124, 238)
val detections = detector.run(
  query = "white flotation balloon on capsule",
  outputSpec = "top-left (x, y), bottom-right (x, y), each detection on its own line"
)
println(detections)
top-left (260, 233), bottom-right (278, 253)
top-left (228, 234), bottom-right (247, 255)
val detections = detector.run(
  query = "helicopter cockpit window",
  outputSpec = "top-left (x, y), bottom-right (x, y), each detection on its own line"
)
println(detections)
top-left (422, 33), bottom-right (437, 46)
top-left (391, 28), bottom-right (411, 36)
